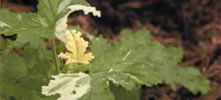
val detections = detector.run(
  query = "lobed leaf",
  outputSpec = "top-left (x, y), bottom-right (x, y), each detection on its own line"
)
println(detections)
top-left (1, 43), bottom-right (57, 100)
top-left (1, 9), bottom-right (53, 47)
top-left (58, 30), bottom-right (94, 64)
top-left (87, 28), bottom-right (211, 98)
top-left (55, 5), bottom-right (101, 43)
top-left (0, 0), bottom-right (96, 48)
top-left (42, 72), bottom-right (91, 100)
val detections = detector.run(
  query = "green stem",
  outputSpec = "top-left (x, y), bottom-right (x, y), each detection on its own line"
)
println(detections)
top-left (51, 39), bottom-right (60, 73)
top-left (48, 0), bottom-right (60, 73)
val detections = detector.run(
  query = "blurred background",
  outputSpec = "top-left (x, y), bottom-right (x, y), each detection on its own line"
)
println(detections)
top-left (1, 0), bottom-right (221, 100)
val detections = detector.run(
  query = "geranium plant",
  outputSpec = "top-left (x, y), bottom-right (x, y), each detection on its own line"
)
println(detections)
top-left (1, 0), bottom-right (211, 100)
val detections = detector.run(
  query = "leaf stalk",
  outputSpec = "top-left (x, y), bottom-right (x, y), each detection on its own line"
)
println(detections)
top-left (51, 39), bottom-right (60, 73)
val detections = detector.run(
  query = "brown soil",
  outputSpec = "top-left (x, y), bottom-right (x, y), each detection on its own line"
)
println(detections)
top-left (1, 0), bottom-right (221, 100)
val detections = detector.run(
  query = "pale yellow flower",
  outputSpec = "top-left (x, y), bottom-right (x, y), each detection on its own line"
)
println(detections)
top-left (58, 30), bottom-right (94, 64)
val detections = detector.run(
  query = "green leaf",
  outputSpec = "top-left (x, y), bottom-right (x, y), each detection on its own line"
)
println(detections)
top-left (37, 0), bottom-right (89, 26)
top-left (79, 28), bottom-right (164, 99)
top-left (89, 35), bottom-right (111, 58)
top-left (70, 0), bottom-right (89, 6)
top-left (0, 0), bottom-right (92, 48)
top-left (178, 67), bottom-right (211, 94)
top-left (37, 0), bottom-right (60, 25)
top-left (160, 64), bottom-right (211, 94)
top-left (157, 47), bottom-right (211, 94)
top-left (1, 43), bottom-right (57, 100)
top-left (110, 84), bottom-right (140, 100)
top-left (89, 27), bottom-right (211, 95)
top-left (1, 81), bottom-right (58, 100)
top-left (80, 73), bottom-right (115, 100)
top-left (1, 9), bottom-right (53, 47)
top-left (90, 28), bottom-right (162, 90)
top-left (1, 53), bottom-right (27, 81)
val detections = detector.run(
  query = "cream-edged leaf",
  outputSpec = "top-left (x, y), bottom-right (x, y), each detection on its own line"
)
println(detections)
top-left (55, 5), bottom-right (101, 43)
top-left (42, 72), bottom-right (91, 100)
top-left (58, 30), bottom-right (94, 64)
